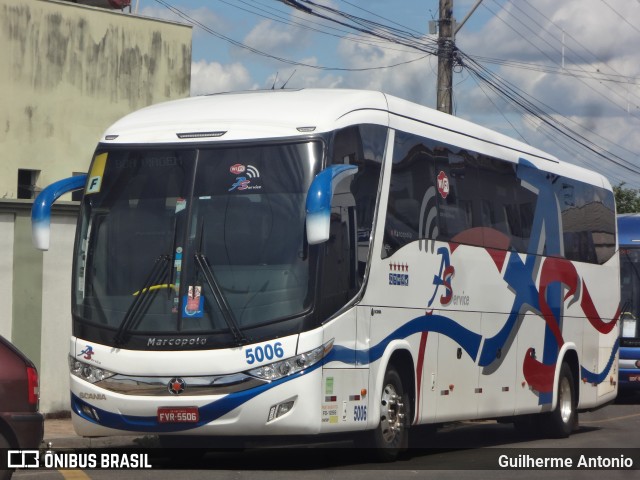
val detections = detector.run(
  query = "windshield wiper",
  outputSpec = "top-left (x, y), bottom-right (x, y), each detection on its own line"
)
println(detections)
top-left (194, 252), bottom-right (247, 346)
top-left (114, 254), bottom-right (171, 346)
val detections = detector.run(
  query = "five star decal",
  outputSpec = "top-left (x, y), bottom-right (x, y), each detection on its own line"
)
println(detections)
top-left (389, 263), bottom-right (409, 272)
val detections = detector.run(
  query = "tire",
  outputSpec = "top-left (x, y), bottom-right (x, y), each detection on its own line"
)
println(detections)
top-left (0, 432), bottom-right (13, 480)
top-left (543, 362), bottom-right (577, 438)
top-left (370, 366), bottom-right (410, 462)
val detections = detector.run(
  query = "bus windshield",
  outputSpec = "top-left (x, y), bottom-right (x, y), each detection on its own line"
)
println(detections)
top-left (73, 141), bottom-right (322, 348)
top-left (620, 247), bottom-right (640, 342)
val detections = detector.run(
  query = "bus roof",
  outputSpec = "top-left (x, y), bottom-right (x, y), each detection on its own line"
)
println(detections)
top-left (99, 88), bottom-right (609, 189)
top-left (103, 89), bottom-right (389, 144)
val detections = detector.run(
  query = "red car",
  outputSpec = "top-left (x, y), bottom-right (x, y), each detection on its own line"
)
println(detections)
top-left (0, 335), bottom-right (44, 478)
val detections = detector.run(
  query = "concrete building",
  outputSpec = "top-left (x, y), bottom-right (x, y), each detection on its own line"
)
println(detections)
top-left (0, 0), bottom-right (192, 413)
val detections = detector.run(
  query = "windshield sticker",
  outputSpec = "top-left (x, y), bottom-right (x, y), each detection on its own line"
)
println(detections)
top-left (230, 164), bottom-right (246, 175)
top-left (228, 164), bottom-right (262, 191)
top-left (245, 165), bottom-right (260, 178)
top-left (437, 171), bottom-right (450, 199)
top-left (175, 198), bottom-right (187, 214)
top-left (183, 285), bottom-right (203, 318)
top-left (172, 247), bottom-right (183, 313)
top-left (229, 177), bottom-right (262, 192)
top-left (86, 152), bottom-right (108, 195)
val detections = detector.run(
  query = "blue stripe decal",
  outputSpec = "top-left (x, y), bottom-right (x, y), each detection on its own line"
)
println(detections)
top-left (580, 338), bottom-right (620, 384)
top-left (479, 252), bottom-right (540, 366)
top-left (326, 314), bottom-right (483, 366)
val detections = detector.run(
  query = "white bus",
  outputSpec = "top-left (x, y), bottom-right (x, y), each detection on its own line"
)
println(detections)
top-left (33, 89), bottom-right (619, 459)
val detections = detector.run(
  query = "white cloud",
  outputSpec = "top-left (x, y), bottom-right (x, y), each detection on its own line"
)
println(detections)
top-left (190, 60), bottom-right (257, 96)
top-left (333, 35), bottom-right (438, 107)
top-left (449, 0), bottom-right (640, 185)
top-left (153, 0), bottom-right (640, 186)
top-left (243, 19), bottom-right (311, 56)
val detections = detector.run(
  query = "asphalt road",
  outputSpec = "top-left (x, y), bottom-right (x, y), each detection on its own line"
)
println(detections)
top-left (11, 392), bottom-right (640, 480)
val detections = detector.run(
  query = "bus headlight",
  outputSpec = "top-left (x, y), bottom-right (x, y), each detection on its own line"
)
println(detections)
top-left (69, 356), bottom-right (116, 384)
top-left (246, 339), bottom-right (334, 381)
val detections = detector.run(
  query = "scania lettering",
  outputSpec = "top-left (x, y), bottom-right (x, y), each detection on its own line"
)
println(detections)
top-left (32, 89), bottom-right (619, 460)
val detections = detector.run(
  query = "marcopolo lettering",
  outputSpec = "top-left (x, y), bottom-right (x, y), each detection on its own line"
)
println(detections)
top-left (147, 337), bottom-right (207, 347)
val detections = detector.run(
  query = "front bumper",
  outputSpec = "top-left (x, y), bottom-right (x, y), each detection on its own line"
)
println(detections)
top-left (69, 364), bottom-right (322, 437)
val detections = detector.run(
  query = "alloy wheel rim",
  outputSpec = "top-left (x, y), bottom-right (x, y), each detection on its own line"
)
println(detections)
top-left (559, 376), bottom-right (572, 424)
top-left (380, 383), bottom-right (405, 444)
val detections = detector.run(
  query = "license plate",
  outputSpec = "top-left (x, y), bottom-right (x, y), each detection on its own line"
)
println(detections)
top-left (157, 406), bottom-right (199, 423)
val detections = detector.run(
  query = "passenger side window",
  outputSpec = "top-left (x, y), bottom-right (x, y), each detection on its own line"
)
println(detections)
top-left (382, 130), bottom-right (615, 265)
top-left (329, 125), bottom-right (386, 278)
top-left (383, 132), bottom-right (480, 257)
top-left (477, 156), bottom-right (536, 252)
top-left (555, 179), bottom-right (616, 264)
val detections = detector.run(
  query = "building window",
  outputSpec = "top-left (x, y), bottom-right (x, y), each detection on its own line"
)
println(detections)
top-left (17, 169), bottom-right (40, 199)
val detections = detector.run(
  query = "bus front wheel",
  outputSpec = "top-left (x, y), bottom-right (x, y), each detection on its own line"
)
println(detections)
top-left (370, 365), bottom-right (409, 461)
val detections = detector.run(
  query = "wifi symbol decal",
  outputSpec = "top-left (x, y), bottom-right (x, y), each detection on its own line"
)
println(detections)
top-left (246, 165), bottom-right (260, 179)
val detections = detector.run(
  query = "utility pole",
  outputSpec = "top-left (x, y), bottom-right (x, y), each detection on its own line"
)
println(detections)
top-left (437, 0), bottom-right (454, 114)
top-left (436, 0), bottom-right (483, 114)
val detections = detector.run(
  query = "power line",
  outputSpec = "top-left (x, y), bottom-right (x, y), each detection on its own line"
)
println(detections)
top-left (156, 0), bottom-right (640, 185)
top-left (523, 2), bottom-right (640, 87)
top-left (600, 0), bottom-right (640, 36)
top-left (338, 0), bottom-right (424, 36)
top-left (503, 0), bottom-right (640, 108)
top-left (228, 0), bottom-right (421, 53)
top-left (280, 0), bottom-right (440, 54)
top-left (460, 52), bottom-right (640, 176)
top-left (153, 0), bottom-right (430, 72)
top-left (472, 55), bottom-right (639, 85)
top-left (481, 0), bottom-right (640, 119)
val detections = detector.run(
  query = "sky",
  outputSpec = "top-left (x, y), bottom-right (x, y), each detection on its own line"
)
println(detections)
top-left (133, 0), bottom-right (640, 189)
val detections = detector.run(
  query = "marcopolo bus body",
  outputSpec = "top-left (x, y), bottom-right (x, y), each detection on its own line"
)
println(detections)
top-left (32, 89), bottom-right (619, 456)
top-left (616, 214), bottom-right (640, 391)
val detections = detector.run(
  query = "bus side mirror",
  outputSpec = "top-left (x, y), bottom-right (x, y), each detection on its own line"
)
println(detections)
top-left (32, 174), bottom-right (87, 251)
top-left (305, 165), bottom-right (357, 245)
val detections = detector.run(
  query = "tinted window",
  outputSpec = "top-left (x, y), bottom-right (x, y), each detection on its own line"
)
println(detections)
top-left (384, 132), bottom-right (512, 256)
top-left (555, 179), bottom-right (616, 264)
top-left (383, 130), bottom-right (615, 264)
top-left (319, 125), bottom-right (387, 318)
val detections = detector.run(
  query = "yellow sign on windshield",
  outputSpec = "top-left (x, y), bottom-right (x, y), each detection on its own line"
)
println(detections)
top-left (86, 152), bottom-right (108, 194)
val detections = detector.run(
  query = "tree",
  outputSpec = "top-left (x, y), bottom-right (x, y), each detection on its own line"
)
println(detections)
top-left (614, 182), bottom-right (640, 214)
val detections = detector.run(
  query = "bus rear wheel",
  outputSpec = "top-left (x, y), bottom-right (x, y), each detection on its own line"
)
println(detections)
top-left (370, 366), bottom-right (409, 461)
top-left (542, 362), bottom-right (577, 438)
